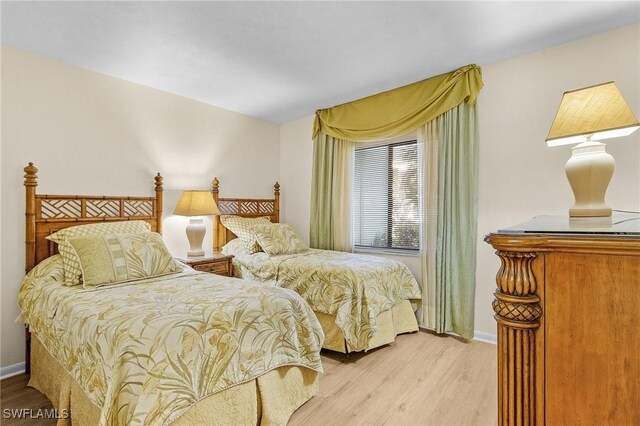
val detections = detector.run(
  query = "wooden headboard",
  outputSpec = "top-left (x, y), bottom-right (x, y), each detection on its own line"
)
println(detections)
top-left (211, 177), bottom-right (280, 250)
top-left (24, 162), bottom-right (164, 274)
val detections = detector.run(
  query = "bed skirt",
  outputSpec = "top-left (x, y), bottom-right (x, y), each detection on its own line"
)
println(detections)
top-left (28, 335), bottom-right (319, 425)
top-left (315, 299), bottom-right (419, 353)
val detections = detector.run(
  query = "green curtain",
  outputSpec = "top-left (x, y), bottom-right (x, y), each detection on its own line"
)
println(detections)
top-left (310, 133), bottom-right (335, 249)
top-left (313, 64), bottom-right (482, 141)
top-left (310, 65), bottom-right (482, 338)
top-left (435, 102), bottom-right (478, 338)
top-left (310, 134), bottom-right (353, 250)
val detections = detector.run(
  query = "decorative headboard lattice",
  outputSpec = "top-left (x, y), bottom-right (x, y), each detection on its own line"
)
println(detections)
top-left (211, 177), bottom-right (280, 250)
top-left (24, 163), bottom-right (164, 273)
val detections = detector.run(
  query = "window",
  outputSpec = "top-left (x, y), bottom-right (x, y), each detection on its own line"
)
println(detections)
top-left (353, 140), bottom-right (420, 252)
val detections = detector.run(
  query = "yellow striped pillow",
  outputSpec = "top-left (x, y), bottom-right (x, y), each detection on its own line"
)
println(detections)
top-left (67, 232), bottom-right (182, 288)
top-left (46, 220), bottom-right (152, 285)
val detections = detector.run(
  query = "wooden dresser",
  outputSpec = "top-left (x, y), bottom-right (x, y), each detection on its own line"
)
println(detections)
top-left (485, 213), bottom-right (640, 425)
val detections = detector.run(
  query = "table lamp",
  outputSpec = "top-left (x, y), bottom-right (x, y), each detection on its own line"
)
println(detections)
top-left (546, 81), bottom-right (639, 217)
top-left (173, 190), bottom-right (220, 257)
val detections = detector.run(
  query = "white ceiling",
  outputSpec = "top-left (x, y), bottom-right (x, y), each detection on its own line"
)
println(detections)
top-left (2, 1), bottom-right (639, 123)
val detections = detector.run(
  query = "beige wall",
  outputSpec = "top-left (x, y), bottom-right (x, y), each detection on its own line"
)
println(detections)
top-left (279, 24), bottom-right (640, 340)
top-left (279, 115), bottom-right (315, 242)
top-left (1, 46), bottom-right (280, 371)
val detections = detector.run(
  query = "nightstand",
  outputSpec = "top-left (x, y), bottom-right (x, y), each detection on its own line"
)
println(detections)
top-left (176, 253), bottom-right (234, 277)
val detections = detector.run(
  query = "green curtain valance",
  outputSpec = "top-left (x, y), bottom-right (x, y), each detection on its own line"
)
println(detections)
top-left (312, 64), bottom-right (483, 141)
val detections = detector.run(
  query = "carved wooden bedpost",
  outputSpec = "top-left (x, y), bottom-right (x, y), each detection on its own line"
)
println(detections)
top-left (154, 173), bottom-right (163, 234)
top-left (212, 177), bottom-right (221, 250)
top-left (24, 162), bottom-right (38, 374)
top-left (273, 182), bottom-right (280, 223)
top-left (25, 163), bottom-right (38, 274)
top-left (212, 177), bottom-right (220, 204)
top-left (486, 235), bottom-right (544, 426)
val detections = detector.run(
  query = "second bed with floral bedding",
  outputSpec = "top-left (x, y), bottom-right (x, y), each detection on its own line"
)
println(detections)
top-left (222, 225), bottom-right (422, 353)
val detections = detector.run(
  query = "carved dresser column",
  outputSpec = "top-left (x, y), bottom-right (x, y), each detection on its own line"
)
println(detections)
top-left (491, 249), bottom-right (542, 426)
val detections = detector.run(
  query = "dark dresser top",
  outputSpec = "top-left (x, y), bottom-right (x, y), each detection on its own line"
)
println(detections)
top-left (498, 211), bottom-right (640, 236)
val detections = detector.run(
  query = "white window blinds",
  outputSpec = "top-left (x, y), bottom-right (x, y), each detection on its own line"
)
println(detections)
top-left (353, 140), bottom-right (420, 251)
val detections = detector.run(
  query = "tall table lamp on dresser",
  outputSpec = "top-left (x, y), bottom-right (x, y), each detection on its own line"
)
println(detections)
top-left (174, 190), bottom-right (220, 257)
top-left (545, 81), bottom-right (639, 217)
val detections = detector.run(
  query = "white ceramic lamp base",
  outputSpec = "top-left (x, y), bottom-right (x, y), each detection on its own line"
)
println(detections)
top-left (565, 141), bottom-right (615, 217)
top-left (185, 217), bottom-right (206, 257)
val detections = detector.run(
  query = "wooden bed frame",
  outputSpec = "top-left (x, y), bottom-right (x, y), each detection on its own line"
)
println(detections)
top-left (211, 176), bottom-right (279, 250)
top-left (23, 162), bottom-right (163, 372)
top-left (21, 165), bottom-right (320, 423)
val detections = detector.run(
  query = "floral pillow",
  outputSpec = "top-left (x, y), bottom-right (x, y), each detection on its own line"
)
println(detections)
top-left (221, 238), bottom-right (252, 257)
top-left (46, 220), bottom-right (152, 286)
top-left (219, 215), bottom-right (271, 253)
top-left (67, 232), bottom-right (183, 288)
top-left (252, 223), bottom-right (309, 255)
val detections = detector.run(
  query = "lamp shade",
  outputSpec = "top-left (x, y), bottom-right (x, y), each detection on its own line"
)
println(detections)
top-left (173, 190), bottom-right (220, 216)
top-left (546, 81), bottom-right (640, 147)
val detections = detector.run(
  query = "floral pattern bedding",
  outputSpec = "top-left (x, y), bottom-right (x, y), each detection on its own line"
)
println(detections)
top-left (227, 248), bottom-right (422, 351)
top-left (17, 255), bottom-right (324, 425)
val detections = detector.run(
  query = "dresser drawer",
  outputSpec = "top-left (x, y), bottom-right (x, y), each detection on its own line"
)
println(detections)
top-left (176, 254), bottom-right (233, 277)
top-left (193, 261), bottom-right (230, 276)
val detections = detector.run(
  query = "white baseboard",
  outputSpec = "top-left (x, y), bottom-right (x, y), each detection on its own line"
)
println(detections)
top-left (473, 331), bottom-right (497, 345)
top-left (0, 362), bottom-right (26, 380)
top-left (419, 326), bottom-right (497, 345)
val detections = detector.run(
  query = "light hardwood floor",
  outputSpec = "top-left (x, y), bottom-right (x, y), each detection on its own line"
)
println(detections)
top-left (0, 331), bottom-right (496, 425)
